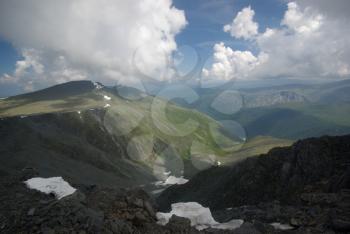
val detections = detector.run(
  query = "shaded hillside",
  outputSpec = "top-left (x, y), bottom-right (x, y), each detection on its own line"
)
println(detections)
top-left (233, 106), bottom-right (350, 140)
top-left (0, 110), bottom-right (155, 187)
top-left (319, 86), bottom-right (350, 103)
top-left (157, 134), bottom-right (350, 210)
top-left (157, 134), bottom-right (350, 233)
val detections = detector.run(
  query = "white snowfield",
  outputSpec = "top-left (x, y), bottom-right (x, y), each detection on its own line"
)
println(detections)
top-left (155, 176), bottom-right (189, 186)
top-left (24, 177), bottom-right (76, 200)
top-left (104, 103), bottom-right (111, 108)
top-left (270, 222), bottom-right (294, 230)
top-left (156, 202), bottom-right (244, 231)
top-left (104, 95), bottom-right (111, 100)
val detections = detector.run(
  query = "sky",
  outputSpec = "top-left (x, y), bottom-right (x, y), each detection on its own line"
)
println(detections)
top-left (0, 0), bottom-right (349, 96)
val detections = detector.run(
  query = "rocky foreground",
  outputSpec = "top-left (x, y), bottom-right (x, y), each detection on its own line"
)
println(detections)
top-left (158, 135), bottom-right (350, 233)
top-left (0, 168), bottom-right (247, 234)
top-left (0, 134), bottom-right (350, 233)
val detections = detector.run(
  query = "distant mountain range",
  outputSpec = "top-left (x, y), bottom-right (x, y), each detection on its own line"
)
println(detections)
top-left (242, 90), bottom-right (307, 108)
top-left (172, 79), bottom-right (350, 140)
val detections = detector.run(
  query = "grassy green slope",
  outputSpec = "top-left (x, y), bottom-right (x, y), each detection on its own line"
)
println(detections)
top-left (0, 81), bottom-right (103, 117)
top-left (220, 135), bottom-right (293, 164)
top-left (0, 81), bottom-right (236, 162)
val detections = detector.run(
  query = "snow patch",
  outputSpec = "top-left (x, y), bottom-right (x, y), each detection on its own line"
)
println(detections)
top-left (24, 177), bottom-right (76, 200)
top-left (93, 82), bottom-right (103, 90)
top-left (270, 222), bottom-right (294, 230)
top-left (104, 104), bottom-right (111, 108)
top-left (163, 171), bottom-right (171, 176)
top-left (157, 202), bottom-right (243, 231)
top-left (155, 176), bottom-right (188, 186)
top-left (104, 95), bottom-right (111, 100)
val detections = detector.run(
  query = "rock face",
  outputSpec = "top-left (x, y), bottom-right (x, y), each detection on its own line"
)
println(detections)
top-left (157, 134), bottom-right (350, 233)
top-left (243, 90), bottom-right (307, 108)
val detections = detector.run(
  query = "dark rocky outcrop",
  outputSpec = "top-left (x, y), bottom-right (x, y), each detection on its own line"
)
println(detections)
top-left (0, 169), bottom-right (184, 233)
top-left (157, 134), bottom-right (350, 233)
top-left (1, 134), bottom-right (350, 233)
top-left (0, 169), bottom-right (242, 234)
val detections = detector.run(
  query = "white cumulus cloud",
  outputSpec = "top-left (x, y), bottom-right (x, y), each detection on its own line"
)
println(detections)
top-left (0, 0), bottom-right (187, 91)
top-left (223, 6), bottom-right (258, 40)
top-left (281, 2), bottom-right (323, 34)
top-left (255, 1), bottom-right (350, 78)
top-left (202, 42), bottom-right (268, 80)
top-left (204, 1), bottom-right (350, 81)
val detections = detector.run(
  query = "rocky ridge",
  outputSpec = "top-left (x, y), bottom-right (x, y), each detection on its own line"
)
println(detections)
top-left (157, 134), bottom-right (350, 233)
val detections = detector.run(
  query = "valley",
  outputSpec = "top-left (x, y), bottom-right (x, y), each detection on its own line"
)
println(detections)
top-left (1, 0), bottom-right (350, 233)
top-left (0, 81), bottom-right (244, 187)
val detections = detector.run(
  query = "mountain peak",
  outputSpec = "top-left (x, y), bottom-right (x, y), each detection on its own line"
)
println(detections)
top-left (9, 80), bottom-right (104, 101)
